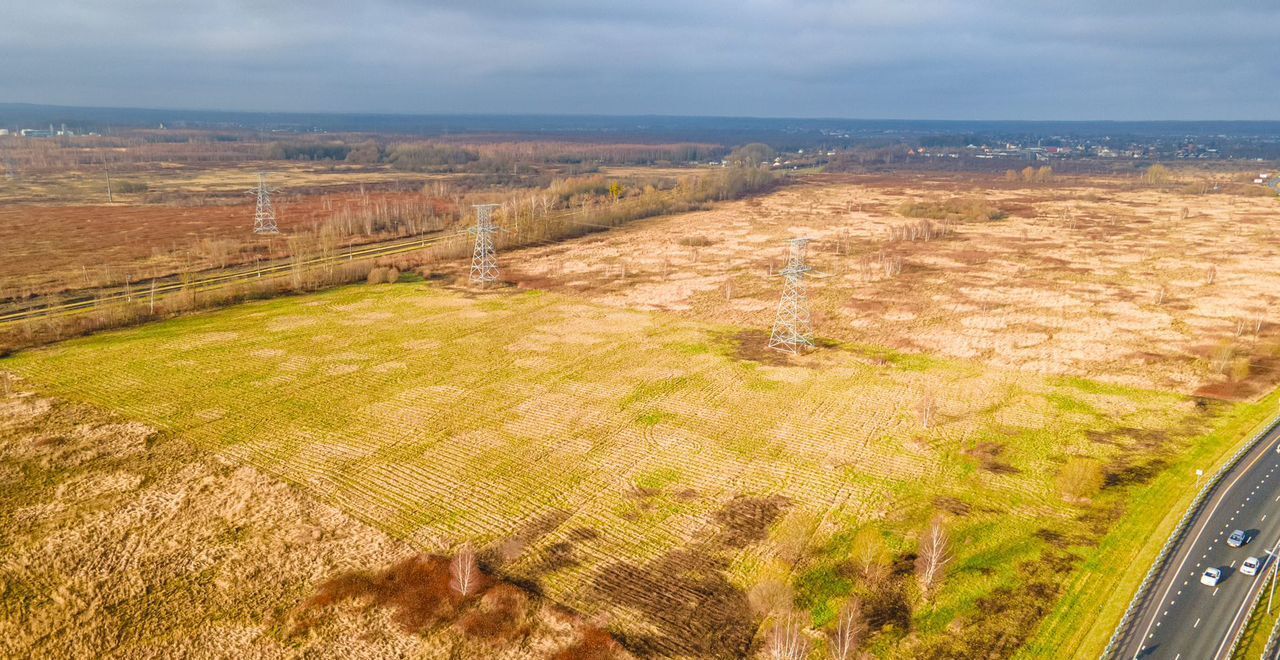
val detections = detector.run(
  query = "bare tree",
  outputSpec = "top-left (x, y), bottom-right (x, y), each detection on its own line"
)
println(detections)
top-left (851, 526), bottom-right (889, 586)
top-left (1211, 341), bottom-right (1235, 375)
top-left (449, 543), bottom-right (479, 597)
top-left (915, 517), bottom-right (951, 603)
top-left (827, 599), bottom-right (865, 660)
top-left (767, 613), bottom-right (810, 660)
top-left (916, 390), bottom-right (937, 430)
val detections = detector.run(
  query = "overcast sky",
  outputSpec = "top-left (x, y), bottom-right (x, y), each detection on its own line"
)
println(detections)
top-left (1, 1), bottom-right (1276, 120)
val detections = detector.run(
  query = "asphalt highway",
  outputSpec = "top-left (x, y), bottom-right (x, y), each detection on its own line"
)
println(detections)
top-left (1118, 422), bottom-right (1280, 659)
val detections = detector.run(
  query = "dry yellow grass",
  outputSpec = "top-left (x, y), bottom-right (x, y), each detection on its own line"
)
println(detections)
top-left (0, 378), bottom-right (623, 658)
top-left (1, 282), bottom-right (1225, 657)
top-left (504, 173), bottom-right (1280, 397)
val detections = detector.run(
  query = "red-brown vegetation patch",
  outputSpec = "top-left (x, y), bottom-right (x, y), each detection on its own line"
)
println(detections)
top-left (550, 626), bottom-right (626, 660)
top-left (295, 554), bottom-right (471, 634)
top-left (292, 552), bottom-right (629, 657)
top-left (965, 441), bottom-right (1019, 474)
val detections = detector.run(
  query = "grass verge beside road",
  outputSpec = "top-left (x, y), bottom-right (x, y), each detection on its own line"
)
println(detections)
top-left (1023, 388), bottom-right (1280, 658)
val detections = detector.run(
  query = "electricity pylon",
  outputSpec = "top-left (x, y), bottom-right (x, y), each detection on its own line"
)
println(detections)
top-left (248, 172), bottom-right (279, 234)
top-left (768, 238), bottom-right (815, 354)
top-left (469, 204), bottom-right (501, 285)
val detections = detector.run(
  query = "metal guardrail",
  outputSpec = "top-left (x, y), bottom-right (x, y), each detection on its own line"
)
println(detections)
top-left (1103, 412), bottom-right (1280, 659)
top-left (1261, 599), bottom-right (1280, 660)
top-left (1224, 542), bottom-right (1280, 660)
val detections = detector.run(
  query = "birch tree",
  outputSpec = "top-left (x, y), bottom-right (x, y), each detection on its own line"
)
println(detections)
top-left (916, 517), bottom-right (951, 603)
top-left (767, 613), bottom-right (810, 660)
top-left (916, 391), bottom-right (937, 430)
top-left (449, 543), bottom-right (479, 597)
top-left (827, 599), bottom-right (865, 660)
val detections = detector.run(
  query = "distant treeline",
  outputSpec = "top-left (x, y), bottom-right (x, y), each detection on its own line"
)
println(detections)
top-left (255, 139), bottom-right (726, 171)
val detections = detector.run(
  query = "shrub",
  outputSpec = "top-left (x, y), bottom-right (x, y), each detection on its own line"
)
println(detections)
top-left (748, 578), bottom-right (795, 616)
top-left (1056, 457), bottom-right (1104, 501)
top-left (1142, 164), bottom-right (1171, 184)
top-left (345, 140), bottom-right (383, 164)
top-left (113, 180), bottom-right (149, 193)
top-left (389, 144), bottom-right (480, 171)
top-left (727, 143), bottom-right (777, 166)
top-left (897, 197), bottom-right (1005, 222)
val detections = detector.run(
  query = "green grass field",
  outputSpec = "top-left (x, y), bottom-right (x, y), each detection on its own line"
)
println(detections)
top-left (1, 280), bottom-right (1257, 657)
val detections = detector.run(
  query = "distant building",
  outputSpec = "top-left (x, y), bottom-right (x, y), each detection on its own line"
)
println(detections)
top-left (19, 129), bottom-right (54, 138)
top-left (0, 129), bottom-right (9, 136)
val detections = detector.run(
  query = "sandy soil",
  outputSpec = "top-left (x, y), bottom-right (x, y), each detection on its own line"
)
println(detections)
top-left (503, 173), bottom-right (1280, 396)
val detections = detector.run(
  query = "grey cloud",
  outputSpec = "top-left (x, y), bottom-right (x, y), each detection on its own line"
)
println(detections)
top-left (0, 0), bottom-right (1275, 119)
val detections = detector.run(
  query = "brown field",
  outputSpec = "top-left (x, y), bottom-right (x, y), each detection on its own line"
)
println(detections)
top-left (501, 172), bottom-right (1280, 397)
top-left (0, 158), bottom-right (441, 204)
top-left (0, 189), bottom-right (454, 298)
top-left (0, 378), bottom-right (628, 659)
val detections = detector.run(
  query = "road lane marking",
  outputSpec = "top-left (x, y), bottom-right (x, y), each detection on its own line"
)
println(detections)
top-left (1210, 534), bottom-right (1280, 660)
top-left (1195, 618), bottom-right (1201, 628)
top-left (1214, 587), bottom-right (1220, 596)
top-left (1133, 434), bottom-right (1278, 651)
top-left (1232, 560), bottom-right (1238, 567)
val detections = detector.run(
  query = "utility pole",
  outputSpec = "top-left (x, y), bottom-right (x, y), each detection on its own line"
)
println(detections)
top-left (105, 163), bottom-right (113, 203)
top-left (248, 172), bottom-right (279, 234)
top-left (469, 204), bottom-right (500, 285)
top-left (768, 237), bottom-right (815, 354)
top-left (1268, 532), bottom-right (1280, 614)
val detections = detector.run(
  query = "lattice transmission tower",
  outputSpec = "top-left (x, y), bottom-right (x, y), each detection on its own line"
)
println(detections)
top-left (248, 172), bottom-right (279, 234)
top-left (768, 238), bottom-right (815, 354)
top-left (469, 204), bottom-right (501, 285)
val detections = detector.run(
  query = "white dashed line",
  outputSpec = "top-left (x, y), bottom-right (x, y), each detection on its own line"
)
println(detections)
top-left (1214, 587), bottom-right (1221, 596)
top-left (1195, 618), bottom-right (1201, 628)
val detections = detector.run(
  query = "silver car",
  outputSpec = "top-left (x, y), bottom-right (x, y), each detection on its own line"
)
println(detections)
top-left (1243, 556), bottom-right (1261, 576)
top-left (1229, 529), bottom-right (1248, 547)
top-left (1202, 567), bottom-right (1224, 586)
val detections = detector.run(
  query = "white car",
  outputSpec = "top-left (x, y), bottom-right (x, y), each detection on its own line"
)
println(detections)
top-left (1202, 567), bottom-right (1224, 586)
top-left (1243, 557), bottom-right (1262, 576)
